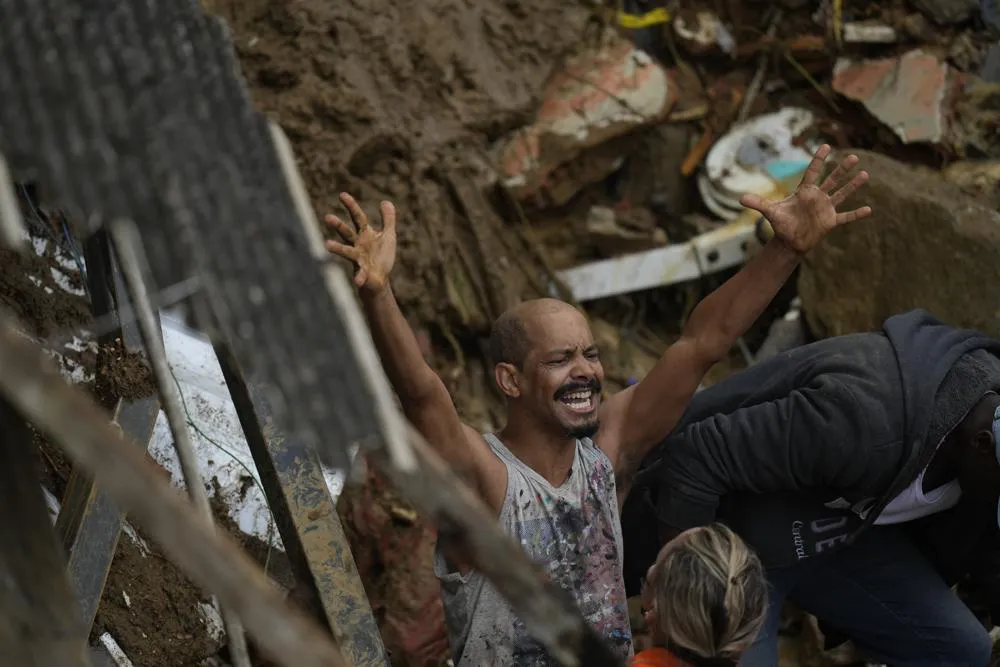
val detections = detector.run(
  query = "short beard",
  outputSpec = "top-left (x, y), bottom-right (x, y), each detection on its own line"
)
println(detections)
top-left (567, 419), bottom-right (599, 440)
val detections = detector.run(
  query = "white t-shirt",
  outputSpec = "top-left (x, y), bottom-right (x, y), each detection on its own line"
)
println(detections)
top-left (874, 467), bottom-right (962, 525)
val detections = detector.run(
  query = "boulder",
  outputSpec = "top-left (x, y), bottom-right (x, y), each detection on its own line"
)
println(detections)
top-left (910, 0), bottom-right (979, 25)
top-left (798, 150), bottom-right (1000, 338)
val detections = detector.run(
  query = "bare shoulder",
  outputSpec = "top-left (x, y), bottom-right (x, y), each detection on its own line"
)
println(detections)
top-left (460, 423), bottom-right (509, 515)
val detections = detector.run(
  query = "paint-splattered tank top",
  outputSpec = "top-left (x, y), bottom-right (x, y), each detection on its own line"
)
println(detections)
top-left (435, 434), bottom-right (633, 665)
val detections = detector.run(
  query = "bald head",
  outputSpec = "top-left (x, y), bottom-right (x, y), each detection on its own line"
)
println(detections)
top-left (488, 298), bottom-right (579, 369)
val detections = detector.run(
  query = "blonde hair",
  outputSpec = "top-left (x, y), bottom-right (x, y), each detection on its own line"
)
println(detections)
top-left (646, 523), bottom-right (767, 663)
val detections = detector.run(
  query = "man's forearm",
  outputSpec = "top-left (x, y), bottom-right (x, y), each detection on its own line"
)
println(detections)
top-left (684, 237), bottom-right (801, 357)
top-left (359, 285), bottom-right (440, 403)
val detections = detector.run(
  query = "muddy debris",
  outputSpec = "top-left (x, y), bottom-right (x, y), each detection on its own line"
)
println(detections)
top-left (93, 337), bottom-right (157, 407)
top-left (91, 530), bottom-right (219, 667)
top-left (942, 159), bottom-right (1000, 207)
top-left (2, 0), bottom-right (1000, 664)
top-left (0, 242), bottom-right (90, 339)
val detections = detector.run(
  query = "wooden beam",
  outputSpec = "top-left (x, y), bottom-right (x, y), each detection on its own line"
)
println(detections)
top-left (0, 397), bottom-right (91, 667)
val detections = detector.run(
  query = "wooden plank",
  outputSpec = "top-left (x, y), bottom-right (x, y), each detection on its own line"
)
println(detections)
top-left (0, 397), bottom-right (92, 667)
top-left (0, 306), bottom-right (347, 667)
top-left (215, 343), bottom-right (389, 667)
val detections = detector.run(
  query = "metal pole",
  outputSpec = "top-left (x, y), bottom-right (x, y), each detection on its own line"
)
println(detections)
top-left (108, 218), bottom-right (251, 667)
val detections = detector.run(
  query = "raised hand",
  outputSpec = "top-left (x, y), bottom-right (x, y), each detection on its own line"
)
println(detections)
top-left (739, 144), bottom-right (872, 255)
top-left (324, 192), bottom-right (397, 293)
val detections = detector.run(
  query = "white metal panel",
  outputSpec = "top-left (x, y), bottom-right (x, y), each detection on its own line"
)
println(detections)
top-left (557, 217), bottom-right (759, 302)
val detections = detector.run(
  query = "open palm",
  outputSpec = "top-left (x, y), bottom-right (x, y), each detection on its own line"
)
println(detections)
top-left (325, 192), bottom-right (397, 292)
top-left (740, 144), bottom-right (872, 255)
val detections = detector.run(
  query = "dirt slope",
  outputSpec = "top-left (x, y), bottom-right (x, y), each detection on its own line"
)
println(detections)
top-left (207, 0), bottom-right (599, 330)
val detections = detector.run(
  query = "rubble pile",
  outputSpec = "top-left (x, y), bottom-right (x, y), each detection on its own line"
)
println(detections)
top-left (1, 0), bottom-right (993, 665)
top-left (207, 0), bottom-right (1000, 413)
top-left (194, 0), bottom-right (1000, 664)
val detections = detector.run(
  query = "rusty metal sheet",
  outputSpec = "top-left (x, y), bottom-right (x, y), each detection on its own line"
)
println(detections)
top-left (215, 344), bottom-right (389, 667)
top-left (55, 232), bottom-right (161, 633)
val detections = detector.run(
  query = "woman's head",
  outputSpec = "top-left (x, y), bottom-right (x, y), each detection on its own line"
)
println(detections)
top-left (640, 524), bottom-right (768, 665)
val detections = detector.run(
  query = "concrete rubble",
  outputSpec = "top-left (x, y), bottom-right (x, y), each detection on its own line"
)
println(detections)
top-left (832, 51), bottom-right (957, 145)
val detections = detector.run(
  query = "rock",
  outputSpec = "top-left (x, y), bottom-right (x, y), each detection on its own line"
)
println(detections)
top-left (798, 150), bottom-right (1000, 338)
top-left (910, 0), bottom-right (980, 25)
top-left (899, 12), bottom-right (935, 41)
top-left (942, 159), bottom-right (1000, 209)
top-left (578, 205), bottom-right (668, 255)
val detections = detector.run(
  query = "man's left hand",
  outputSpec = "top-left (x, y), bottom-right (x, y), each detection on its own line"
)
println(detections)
top-left (740, 144), bottom-right (872, 255)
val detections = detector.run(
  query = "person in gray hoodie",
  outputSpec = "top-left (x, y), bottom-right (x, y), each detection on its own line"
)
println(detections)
top-left (622, 310), bottom-right (1000, 666)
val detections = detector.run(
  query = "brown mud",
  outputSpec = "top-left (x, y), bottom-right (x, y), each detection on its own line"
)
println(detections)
top-left (93, 337), bottom-right (157, 406)
top-left (0, 241), bottom-right (90, 338)
top-left (91, 531), bottom-right (218, 667)
top-left (203, 0), bottom-right (601, 332)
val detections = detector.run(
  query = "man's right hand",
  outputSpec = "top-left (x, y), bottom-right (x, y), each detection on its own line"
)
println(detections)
top-left (325, 192), bottom-right (397, 293)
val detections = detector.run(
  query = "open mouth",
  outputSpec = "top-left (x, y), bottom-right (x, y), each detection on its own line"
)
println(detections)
top-left (559, 389), bottom-right (596, 414)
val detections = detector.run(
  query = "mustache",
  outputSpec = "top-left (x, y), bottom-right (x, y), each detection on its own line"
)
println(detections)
top-left (555, 377), bottom-right (602, 400)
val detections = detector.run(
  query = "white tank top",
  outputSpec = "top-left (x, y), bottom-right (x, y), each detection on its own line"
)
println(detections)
top-left (874, 467), bottom-right (962, 525)
top-left (435, 434), bottom-right (633, 665)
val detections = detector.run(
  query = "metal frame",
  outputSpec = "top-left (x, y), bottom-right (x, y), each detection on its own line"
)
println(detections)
top-left (556, 216), bottom-right (762, 302)
top-left (54, 230), bottom-right (161, 635)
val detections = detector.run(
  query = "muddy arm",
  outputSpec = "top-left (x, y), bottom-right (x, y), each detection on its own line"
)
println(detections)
top-left (602, 237), bottom-right (801, 497)
top-left (360, 286), bottom-right (504, 501)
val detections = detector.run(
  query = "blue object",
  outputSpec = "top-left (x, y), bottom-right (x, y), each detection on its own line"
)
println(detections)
top-left (765, 159), bottom-right (810, 182)
top-left (626, 376), bottom-right (639, 387)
